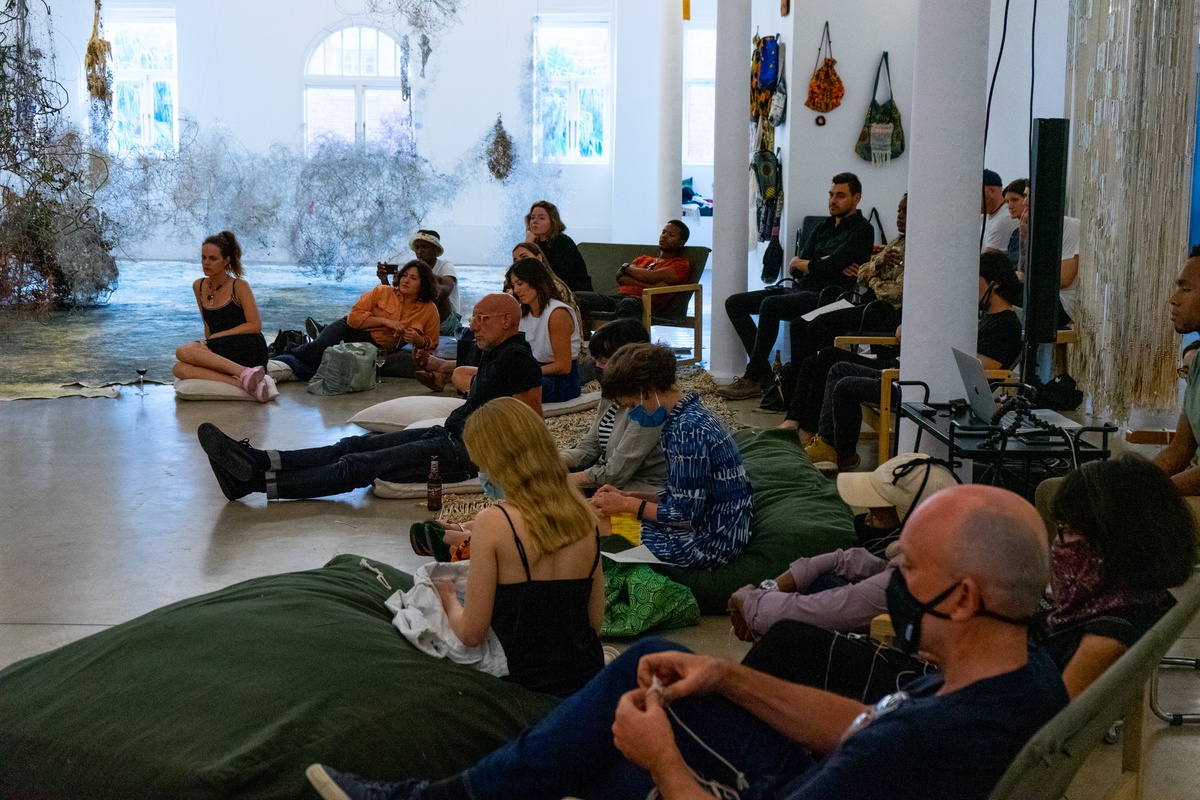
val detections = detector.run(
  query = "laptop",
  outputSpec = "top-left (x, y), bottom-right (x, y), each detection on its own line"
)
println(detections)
top-left (952, 348), bottom-right (1081, 434)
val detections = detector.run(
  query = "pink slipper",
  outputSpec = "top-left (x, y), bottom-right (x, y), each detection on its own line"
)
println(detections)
top-left (239, 366), bottom-right (266, 400)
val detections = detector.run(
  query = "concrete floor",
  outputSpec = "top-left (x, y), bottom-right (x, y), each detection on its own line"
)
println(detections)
top-left (1, 380), bottom-right (1199, 796)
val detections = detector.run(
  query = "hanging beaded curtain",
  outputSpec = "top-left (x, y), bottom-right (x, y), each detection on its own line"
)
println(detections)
top-left (1066, 0), bottom-right (1199, 421)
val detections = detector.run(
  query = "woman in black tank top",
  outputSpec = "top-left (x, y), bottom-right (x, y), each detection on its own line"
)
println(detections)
top-left (172, 231), bottom-right (271, 402)
top-left (433, 397), bottom-right (605, 696)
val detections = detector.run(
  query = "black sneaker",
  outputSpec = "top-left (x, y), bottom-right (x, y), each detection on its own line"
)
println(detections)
top-left (757, 387), bottom-right (786, 413)
top-left (306, 764), bottom-right (428, 800)
top-left (197, 423), bottom-right (264, 481)
top-left (206, 457), bottom-right (260, 501)
top-left (305, 317), bottom-right (325, 339)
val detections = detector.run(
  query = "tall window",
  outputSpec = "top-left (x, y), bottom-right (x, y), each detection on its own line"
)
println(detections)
top-left (108, 16), bottom-right (178, 152)
top-left (304, 26), bottom-right (411, 154)
top-left (683, 28), bottom-right (715, 164)
top-left (533, 18), bottom-right (610, 163)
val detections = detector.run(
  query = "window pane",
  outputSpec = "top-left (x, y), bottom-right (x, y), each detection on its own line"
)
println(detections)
top-left (152, 81), bottom-right (175, 150)
top-left (364, 89), bottom-right (411, 148)
top-left (361, 28), bottom-right (378, 76)
top-left (577, 86), bottom-right (605, 158)
top-left (342, 27), bottom-right (360, 75)
top-left (111, 23), bottom-right (175, 70)
top-left (685, 29), bottom-right (716, 80)
top-left (379, 36), bottom-right (397, 77)
top-left (306, 86), bottom-right (356, 152)
top-left (324, 30), bottom-right (342, 76)
top-left (684, 84), bottom-right (715, 163)
top-left (113, 80), bottom-right (142, 150)
top-left (537, 85), bottom-right (569, 160)
top-left (536, 27), bottom-right (608, 79)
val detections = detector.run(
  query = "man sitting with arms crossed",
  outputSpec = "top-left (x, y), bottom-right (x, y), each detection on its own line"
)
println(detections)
top-left (197, 294), bottom-right (541, 501)
top-left (575, 219), bottom-right (693, 322)
top-left (719, 172), bottom-right (874, 400)
top-left (307, 483), bottom-right (1067, 800)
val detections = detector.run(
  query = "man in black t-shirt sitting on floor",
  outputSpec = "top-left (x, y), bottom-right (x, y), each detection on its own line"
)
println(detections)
top-left (198, 294), bottom-right (542, 501)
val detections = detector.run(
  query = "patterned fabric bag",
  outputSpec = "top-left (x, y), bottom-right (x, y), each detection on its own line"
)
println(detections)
top-left (805, 22), bottom-right (844, 114)
top-left (751, 34), bottom-right (780, 122)
top-left (602, 562), bottom-right (700, 637)
top-left (855, 52), bottom-right (906, 164)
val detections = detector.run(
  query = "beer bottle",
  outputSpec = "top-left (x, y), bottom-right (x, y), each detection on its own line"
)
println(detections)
top-left (427, 455), bottom-right (442, 512)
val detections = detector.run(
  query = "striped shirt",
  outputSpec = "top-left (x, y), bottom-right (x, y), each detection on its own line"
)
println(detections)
top-left (596, 404), bottom-right (618, 453)
top-left (642, 393), bottom-right (753, 568)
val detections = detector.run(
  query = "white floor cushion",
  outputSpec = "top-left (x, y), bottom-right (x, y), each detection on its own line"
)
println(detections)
top-left (266, 359), bottom-right (295, 382)
top-left (544, 390), bottom-right (601, 417)
top-left (174, 376), bottom-right (279, 402)
top-left (349, 390), bottom-right (601, 433)
top-left (372, 476), bottom-right (482, 499)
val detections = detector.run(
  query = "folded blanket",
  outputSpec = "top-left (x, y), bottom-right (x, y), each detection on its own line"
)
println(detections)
top-left (385, 562), bottom-right (508, 677)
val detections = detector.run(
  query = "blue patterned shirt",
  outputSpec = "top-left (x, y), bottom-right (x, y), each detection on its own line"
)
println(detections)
top-left (642, 393), bottom-right (753, 568)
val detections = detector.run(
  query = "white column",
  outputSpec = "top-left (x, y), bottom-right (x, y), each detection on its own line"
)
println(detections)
top-left (657, 1), bottom-right (684, 230)
top-left (900, 1), bottom-right (991, 402)
top-left (709, 0), bottom-right (752, 381)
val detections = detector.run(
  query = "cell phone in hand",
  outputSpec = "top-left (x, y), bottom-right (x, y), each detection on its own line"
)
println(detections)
top-left (382, 263), bottom-right (399, 275)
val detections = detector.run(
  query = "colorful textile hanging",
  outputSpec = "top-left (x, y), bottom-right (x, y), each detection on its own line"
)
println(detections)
top-left (854, 52), bottom-right (905, 164)
top-left (804, 22), bottom-right (843, 114)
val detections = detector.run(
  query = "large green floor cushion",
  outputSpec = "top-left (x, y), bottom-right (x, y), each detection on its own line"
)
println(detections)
top-left (651, 428), bottom-right (858, 614)
top-left (0, 555), bottom-right (558, 800)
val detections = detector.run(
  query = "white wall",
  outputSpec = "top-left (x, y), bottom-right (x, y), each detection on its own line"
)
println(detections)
top-left (50, 0), bottom-right (1067, 268)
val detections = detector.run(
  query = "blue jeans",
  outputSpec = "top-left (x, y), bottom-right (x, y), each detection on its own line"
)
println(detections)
top-left (459, 638), bottom-right (815, 800)
top-left (541, 362), bottom-right (581, 404)
top-left (271, 426), bottom-right (472, 499)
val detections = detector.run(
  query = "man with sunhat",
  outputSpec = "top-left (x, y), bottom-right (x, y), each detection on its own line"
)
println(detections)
top-left (729, 453), bottom-right (959, 641)
top-left (380, 229), bottom-right (461, 335)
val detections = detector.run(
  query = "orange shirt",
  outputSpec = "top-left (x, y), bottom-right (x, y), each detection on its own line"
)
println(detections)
top-left (617, 255), bottom-right (692, 312)
top-left (347, 285), bottom-right (442, 353)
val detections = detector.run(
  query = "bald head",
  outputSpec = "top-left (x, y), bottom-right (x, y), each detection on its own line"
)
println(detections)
top-left (471, 293), bottom-right (521, 350)
top-left (904, 485), bottom-right (1050, 619)
top-left (1170, 257), bottom-right (1200, 335)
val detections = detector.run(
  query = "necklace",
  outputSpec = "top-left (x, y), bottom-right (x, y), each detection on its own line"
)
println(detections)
top-left (205, 276), bottom-right (229, 304)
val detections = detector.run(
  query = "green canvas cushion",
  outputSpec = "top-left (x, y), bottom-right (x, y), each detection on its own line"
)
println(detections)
top-left (0, 555), bottom-right (557, 800)
top-left (649, 428), bottom-right (857, 613)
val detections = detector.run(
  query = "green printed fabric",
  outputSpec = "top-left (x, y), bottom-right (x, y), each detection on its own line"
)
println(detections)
top-left (602, 561), bottom-right (701, 636)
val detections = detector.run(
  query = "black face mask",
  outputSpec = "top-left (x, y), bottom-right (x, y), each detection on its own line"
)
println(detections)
top-left (886, 568), bottom-right (1034, 655)
top-left (885, 569), bottom-right (958, 655)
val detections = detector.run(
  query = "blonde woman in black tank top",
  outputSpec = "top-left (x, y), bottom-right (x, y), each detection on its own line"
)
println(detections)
top-left (435, 397), bottom-right (605, 696)
top-left (173, 231), bottom-right (271, 402)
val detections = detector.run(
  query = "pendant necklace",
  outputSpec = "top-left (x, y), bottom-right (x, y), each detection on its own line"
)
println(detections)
top-left (206, 277), bottom-right (228, 304)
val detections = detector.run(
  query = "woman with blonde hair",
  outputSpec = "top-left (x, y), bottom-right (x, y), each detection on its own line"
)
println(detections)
top-left (435, 397), bottom-right (605, 696)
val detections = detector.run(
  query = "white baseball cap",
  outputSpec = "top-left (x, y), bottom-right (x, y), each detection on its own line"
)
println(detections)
top-left (837, 453), bottom-right (959, 520)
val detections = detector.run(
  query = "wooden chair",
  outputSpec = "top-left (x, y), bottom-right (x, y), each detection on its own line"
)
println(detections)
top-left (1054, 327), bottom-right (1078, 375)
top-left (576, 242), bottom-right (710, 366)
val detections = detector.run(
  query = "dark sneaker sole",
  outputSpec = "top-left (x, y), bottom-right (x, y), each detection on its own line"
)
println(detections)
top-left (208, 458), bottom-right (252, 501)
top-left (197, 423), bottom-right (258, 482)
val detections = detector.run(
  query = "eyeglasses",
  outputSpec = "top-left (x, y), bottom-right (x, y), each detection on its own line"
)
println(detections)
top-left (470, 313), bottom-right (502, 325)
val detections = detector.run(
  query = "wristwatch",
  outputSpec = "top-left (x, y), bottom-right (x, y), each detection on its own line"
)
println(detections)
top-left (758, 579), bottom-right (779, 592)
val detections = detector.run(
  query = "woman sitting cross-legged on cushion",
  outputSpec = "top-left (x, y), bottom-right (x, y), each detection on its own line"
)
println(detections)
top-left (436, 396), bottom-right (605, 698)
top-left (589, 342), bottom-right (753, 569)
top-left (173, 231), bottom-right (271, 401)
top-left (277, 259), bottom-right (441, 382)
top-left (560, 319), bottom-right (665, 495)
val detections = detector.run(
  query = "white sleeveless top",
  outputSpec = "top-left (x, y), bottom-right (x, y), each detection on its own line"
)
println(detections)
top-left (519, 298), bottom-right (581, 365)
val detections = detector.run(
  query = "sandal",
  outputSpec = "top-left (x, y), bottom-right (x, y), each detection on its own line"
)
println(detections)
top-left (239, 366), bottom-right (267, 400)
top-left (422, 522), bottom-right (454, 563)
top-left (409, 523), bottom-right (433, 557)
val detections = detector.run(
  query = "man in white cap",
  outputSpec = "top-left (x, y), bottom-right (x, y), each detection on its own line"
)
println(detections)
top-left (729, 453), bottom-right (959, 641)
top-left (379, 229), bottom-right (460, 335)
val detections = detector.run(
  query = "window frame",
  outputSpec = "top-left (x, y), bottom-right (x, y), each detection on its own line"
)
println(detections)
top-left (103, 10), bottom-right (179, 154)
top-left (683, 26), bottom-right (716, 166)
top-left (532, 15), bottom-right (612, 165)
top-left (302, 25), bottom-right (412, 154)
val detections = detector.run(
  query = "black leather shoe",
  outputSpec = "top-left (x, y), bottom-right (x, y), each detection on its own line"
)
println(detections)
top-left (198, 423), bottom-right (263, 481)
top-left (206, 457), bottom-right (260, 501)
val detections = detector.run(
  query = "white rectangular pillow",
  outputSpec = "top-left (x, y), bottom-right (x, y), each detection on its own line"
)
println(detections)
top-left (174, 376), bottom-right (279, 402)
top-left (349, 391), bottom-right (602, 433)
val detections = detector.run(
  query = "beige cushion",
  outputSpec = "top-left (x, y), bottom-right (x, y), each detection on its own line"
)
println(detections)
top-left (173, 376), bottom-right (279, 402)
top-left (266, 359), bottom-right (295, 382)
top-left (372, 476), bottom-right (482, 499)
top-left (349, 390), bottom-right (602, 433)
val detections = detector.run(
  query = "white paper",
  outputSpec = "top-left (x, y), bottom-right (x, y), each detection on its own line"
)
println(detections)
top-left (602, 544), bottom-right (668, 564)
top-left (801, 298), bottom-right (855, 322)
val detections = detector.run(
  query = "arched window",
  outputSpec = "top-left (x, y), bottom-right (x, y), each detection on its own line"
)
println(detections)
top-left (304, 26), bottom-right (412, 154)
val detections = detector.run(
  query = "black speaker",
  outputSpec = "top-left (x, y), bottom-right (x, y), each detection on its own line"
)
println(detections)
top-left (1024, 118), bottom-right (1070, 344)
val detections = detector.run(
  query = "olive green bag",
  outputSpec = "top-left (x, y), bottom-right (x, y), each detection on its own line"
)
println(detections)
top-left (308, 341), bottom-right (378, 395)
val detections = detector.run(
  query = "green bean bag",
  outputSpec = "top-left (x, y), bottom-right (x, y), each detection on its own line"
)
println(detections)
top-left (0, 555), bottom-right (558, 800)
top-left (650, 428), bottom-right (857, 614)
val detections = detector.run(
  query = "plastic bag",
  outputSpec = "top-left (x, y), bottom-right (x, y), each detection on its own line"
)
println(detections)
top-left (308, 341), bottom-right (378, 395)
